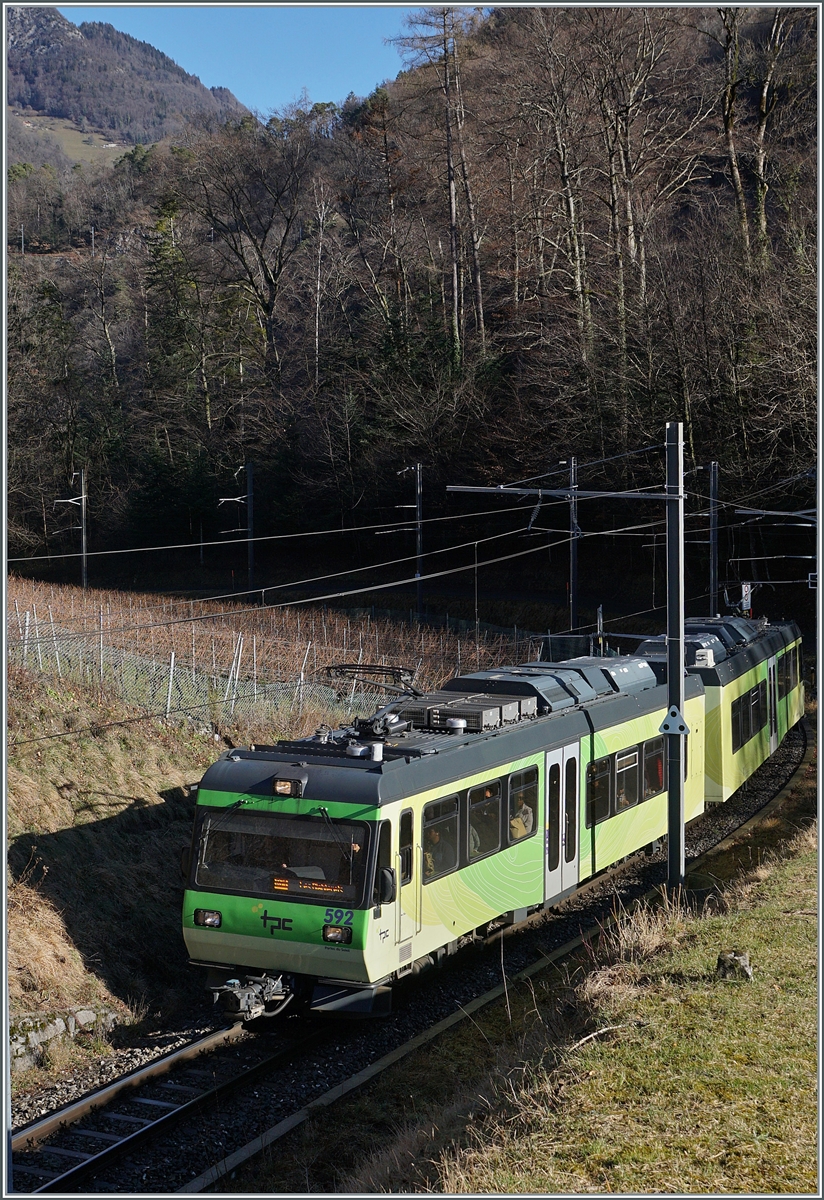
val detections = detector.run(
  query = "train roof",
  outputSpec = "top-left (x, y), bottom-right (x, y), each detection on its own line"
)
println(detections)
top-left (197, 656), bottom-right (703, 807)
top-left (636, 616), bottom-right (801, 684)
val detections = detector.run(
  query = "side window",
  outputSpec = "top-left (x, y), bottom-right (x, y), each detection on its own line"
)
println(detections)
top-left (372, 820), bottom-right (392, 905)
top-left (790, 647), bottom-right (799, 692)
top-left (757, 680), bottom-right (767, 731)
top-left (643, 737), bottom-right (665, 799)
top-left (509, 766), bottom-right (538, 843)
top-left (399, 809), bottom-right (413, 885)
top-left (777, 655), bottom-right (788, 699)
top-left (586, 757), bottom-right (611, 827)
top-left (564, 757), bottom-right (577, 863)
top-left (468, 780), bottom-right (501, 861)
top-left (731, 695), bottom-right (742, 753)
top-left (740, 692), bottom-right (752, 745)
top-left (733, 682), bottom-right (769, 754)
top-left (615, 749), bottom-right (639, 810)
top-left (547, 764), bottom-right (561, 871)
top-left (423, 796), bottom-right (458, 882)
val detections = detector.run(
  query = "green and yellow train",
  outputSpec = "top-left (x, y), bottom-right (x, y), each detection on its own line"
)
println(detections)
top-left (182, 615), bottom-right (803, 1018)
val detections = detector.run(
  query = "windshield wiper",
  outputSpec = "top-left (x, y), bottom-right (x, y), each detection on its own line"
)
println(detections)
top-left (316, 806), bottom-right (356, 862)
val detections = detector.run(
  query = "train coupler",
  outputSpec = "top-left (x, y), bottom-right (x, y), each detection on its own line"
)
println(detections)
top-left (211, 972), bottom-right (293, 1020)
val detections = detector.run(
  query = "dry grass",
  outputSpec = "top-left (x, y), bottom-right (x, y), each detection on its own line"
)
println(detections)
top-left (430, 821), bottom-right (818, 1196)
top-left (6, 664), bottom-right (218, 1021)
top-left (227, 819), bottom-right (817, 1195)
top-left (7, 574), bottom-right (537, 698)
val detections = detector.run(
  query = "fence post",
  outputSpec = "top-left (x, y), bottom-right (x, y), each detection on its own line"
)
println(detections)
top-left (296, 642), bottom-right (312, 716)
top-left (23, 611), bottom-right (30, 665)
top-left (32, 604), bottom-right (43, 671)
top-left (166, 651), bottom-right (176, 719)
top-left (48, 606), bottom-right (62, 678)
top-left (253, 635), bottom-right (257, 700)
top-left (99, 605), bottom-right (104, 693)
top-left (230, 636), bottom-right (244, 716)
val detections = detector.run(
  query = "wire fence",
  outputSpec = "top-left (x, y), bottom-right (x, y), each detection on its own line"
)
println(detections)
top-left (7, 579), bottom-right (605, 738)
top-left (6, 615), bottom-right (380, 730)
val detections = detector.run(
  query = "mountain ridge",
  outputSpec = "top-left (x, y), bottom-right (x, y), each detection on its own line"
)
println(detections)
top-left (6, 6), bottom-right (248, 150)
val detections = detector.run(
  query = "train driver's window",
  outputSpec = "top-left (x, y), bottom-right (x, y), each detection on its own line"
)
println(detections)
top-left (643, 738), bottom-right (665, 798)
top-left (468, 780), bottom-right (501, 860)
top-left (372, 820), bottom-right (392, 905)
top-left (509, 766), bottom-right (538, 843)
top-left (399, 809), bottom-right (413, 885)
top-left (586, 757), bottom-right (611, 827)
top-left (615, 749), bottom-right (639, 810)
top-left (423, 796), bottom-right (458, 881)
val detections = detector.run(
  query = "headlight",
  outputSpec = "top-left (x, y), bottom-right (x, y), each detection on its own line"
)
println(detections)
top-left (194, 909), bottom-right (222, 927)
top-left (273, 778), bottom-right (303, 797)
top-left (322, 925), bottom-right (353, 944)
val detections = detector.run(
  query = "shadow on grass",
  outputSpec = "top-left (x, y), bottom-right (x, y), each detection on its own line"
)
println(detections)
top-left (7, 785), bottom-right (208, 1018)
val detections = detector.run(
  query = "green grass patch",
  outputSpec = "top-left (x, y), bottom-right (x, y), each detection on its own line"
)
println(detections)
top-left (227, 815), bottom-right (817, 1195)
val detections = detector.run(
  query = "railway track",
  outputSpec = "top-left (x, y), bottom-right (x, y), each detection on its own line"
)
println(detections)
top-left (9, 1024), bottom-right (326, 1192)
top-left (10, 720), bottom-right (812, 1194)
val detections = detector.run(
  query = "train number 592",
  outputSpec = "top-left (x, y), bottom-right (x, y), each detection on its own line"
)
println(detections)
top-left (324, 908), bottom-right (353, 925)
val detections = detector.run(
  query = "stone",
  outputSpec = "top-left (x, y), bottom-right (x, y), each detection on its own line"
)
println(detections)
top-left (716, 949), bottom-right (754, 981)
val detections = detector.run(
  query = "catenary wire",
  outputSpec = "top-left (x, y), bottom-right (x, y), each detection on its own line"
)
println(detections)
top-left (6, 499), bottom-right (540, 565)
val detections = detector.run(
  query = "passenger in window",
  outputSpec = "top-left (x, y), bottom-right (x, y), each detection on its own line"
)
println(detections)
top-left (510, 793), bottom-right (533, 839)
top-left (469, 821), bottom-right (481, 857)
top-left (644, 755), bottom-right (663, 797)
top-left (424, 826), bottom-right (452, 876)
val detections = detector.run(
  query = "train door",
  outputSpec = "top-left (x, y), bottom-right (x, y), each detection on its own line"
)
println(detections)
top-left (395, 808), bottom-right (417, 949)
top-left (545, 744), bottom-right (579, 903)
top-left (561, 749), bottom-right (579, 893)
top-left (768, 659), bottom-right (779, 753)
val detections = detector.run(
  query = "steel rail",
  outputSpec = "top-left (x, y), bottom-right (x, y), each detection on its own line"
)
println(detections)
top-left (15, 1032), bottom-right (326, 1190)
top-left (11, 1025), bottom-right (244, 1152)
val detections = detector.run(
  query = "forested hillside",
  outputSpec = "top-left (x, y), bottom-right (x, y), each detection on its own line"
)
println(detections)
top-left (7, 7), bottom-right (816, 607)
top-left (7, 6), bottom-right (247, 146)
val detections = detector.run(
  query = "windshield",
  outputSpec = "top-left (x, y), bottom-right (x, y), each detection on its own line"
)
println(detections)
top-left (194, 808), bottom-right (371, 906)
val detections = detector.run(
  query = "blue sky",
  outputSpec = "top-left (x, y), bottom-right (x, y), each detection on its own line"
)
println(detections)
top-left (56, 4), bottom-right (423, 115)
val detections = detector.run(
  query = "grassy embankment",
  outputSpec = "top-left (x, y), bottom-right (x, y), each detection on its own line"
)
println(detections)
top-left (6, 573), bottom-right (521, 1085)
top-left (6, 664), bottom-right (217, 1048)
top-left (228, 750), bottom-right (817, 1195)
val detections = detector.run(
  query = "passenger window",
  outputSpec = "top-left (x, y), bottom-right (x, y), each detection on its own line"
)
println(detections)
top-left (399, 809), bottom-right (413, 885)
top-left (586, 757), bottom-right (611, 827)
top-left (547, 765), bottom-right (560, 871)
top-left (615, 749), bottom-right (639, 810)
top-left (468, 780), bottom-right (501, 860)
top-left (564, 757), bottom-right (577, 863)
top-left (423, 796), bottom-right (458, 882)
top-left (643, 738), bottom-right (665, 798)
top-left (509, 766), bottom-right (538, 843)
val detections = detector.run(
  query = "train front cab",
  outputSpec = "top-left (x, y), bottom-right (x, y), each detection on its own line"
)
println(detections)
top-left (182, 778), bottom-right (404, 1017)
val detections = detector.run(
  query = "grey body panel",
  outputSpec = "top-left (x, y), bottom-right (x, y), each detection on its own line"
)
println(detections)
top-left (199, 671), bottom-right (705, 807)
